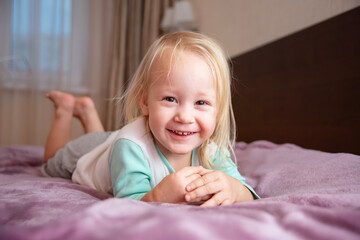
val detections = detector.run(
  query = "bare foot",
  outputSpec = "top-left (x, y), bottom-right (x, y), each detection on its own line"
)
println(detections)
top-left (46, 90), bottom-right (75, 116)
top-left (74, 97), bottom-right (104, 133)
top-left (73, 96), bottom-right (95, 120)
top-left (44, 91), bottom-right (75, 162)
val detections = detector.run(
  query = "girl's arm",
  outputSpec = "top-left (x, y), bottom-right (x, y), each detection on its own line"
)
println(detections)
top-left (110, 139), bottom-right (152, 200)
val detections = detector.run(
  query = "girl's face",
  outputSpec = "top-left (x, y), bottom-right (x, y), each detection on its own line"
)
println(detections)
top-left (141, 50), bottom-right (217, 161)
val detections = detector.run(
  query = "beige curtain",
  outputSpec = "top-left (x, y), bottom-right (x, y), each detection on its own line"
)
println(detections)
top-left (0, 0), bottom-right (168, 146)
top-left (0, 0), bottom-right (95, 146)
top-left (105, 0), bottom-right (171, 131)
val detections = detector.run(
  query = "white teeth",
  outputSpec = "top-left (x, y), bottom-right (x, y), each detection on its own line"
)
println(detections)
top-left (172, 130), bottom-right (193, 136)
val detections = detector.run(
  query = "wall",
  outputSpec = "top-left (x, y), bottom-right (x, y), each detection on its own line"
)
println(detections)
top-left (230, 7), bottom-right (360, 153)
top-left (190, 0), bottom-right (360, 57)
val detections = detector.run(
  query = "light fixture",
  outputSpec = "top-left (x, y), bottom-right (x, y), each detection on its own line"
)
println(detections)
top-left (161, 0), bottom-right (197, 33)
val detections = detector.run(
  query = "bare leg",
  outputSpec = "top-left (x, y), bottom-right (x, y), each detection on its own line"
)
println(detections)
top-left (43, 91), bottom-right (105, 163)
top-left (73, 97), bottom-right (104, 133)
top-left (43, 91), bottom-right (75, 162)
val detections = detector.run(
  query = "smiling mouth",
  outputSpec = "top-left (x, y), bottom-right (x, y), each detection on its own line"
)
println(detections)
top-left (170, 130), bottom-right (195, 136)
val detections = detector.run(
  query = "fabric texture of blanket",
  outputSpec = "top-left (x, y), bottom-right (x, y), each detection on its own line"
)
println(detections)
top-left (0, 141), bottom-right (359, 240)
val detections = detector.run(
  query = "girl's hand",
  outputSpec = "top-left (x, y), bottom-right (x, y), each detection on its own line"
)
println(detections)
top-left (142, 166), bottom-right (204, 204)
top-left (184, 168), bottom-right (254, 207)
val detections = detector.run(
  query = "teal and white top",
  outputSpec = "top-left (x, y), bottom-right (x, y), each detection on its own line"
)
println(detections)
top-left (72, 117), bottom-right (259, 200)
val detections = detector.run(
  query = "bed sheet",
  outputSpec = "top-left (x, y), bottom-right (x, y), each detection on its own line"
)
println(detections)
top-left (0, 142), bottom-right (359, 240)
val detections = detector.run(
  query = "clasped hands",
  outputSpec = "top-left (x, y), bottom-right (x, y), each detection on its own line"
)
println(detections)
top-left (148, 166), bottom-right (253, 207)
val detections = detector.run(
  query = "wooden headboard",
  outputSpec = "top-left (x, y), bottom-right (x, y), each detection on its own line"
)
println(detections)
top-left (231, 7), bottom-right (360, 155)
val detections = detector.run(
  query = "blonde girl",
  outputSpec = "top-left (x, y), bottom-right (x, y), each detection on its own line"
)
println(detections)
top-left (42, 31), bottom-right (259, 207)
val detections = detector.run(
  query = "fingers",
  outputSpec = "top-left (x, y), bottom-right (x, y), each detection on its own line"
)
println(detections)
top-left (185, 180), bottom-right (222, 202)
top-left (185, 194), bottom-right (212, 204)
top-left (200, 192), bottom-right (230, 207)
top-left (177, 166), bottom-right (203, 178)
top-left (184, 170), bottom-right (236, 206)
top-left (220, 199), bottom-right (232, 206)
top-left (185, 173), bottom-right (201, 183)
top-left (198, 167), bottom-right (213, 175)
top-left (185, 170), bottom-right (217, 192)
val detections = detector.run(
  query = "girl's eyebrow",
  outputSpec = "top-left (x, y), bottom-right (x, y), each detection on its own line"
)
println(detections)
top-left (197, 90), bottom-right (216, 99)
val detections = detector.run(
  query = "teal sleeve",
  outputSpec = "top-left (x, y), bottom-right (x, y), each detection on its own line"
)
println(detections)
top-left (211, 149), bottom-right (260, 199)
top-left (109, 139), bottom-right (152, 200)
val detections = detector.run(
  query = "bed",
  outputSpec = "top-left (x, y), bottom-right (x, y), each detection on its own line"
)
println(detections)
top-left (1, 143), bottom-right (359, 239)
top-left (1, 7), bottom-right (360, 240)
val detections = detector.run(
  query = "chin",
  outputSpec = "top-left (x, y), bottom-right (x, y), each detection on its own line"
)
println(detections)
top-left (169, 149), bottom-right (192, 155)
top-left (173, 146), bottom-right (199, 156)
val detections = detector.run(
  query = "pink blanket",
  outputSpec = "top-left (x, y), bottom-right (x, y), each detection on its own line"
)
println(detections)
top-left (1, 141), bottom-right (359, 239)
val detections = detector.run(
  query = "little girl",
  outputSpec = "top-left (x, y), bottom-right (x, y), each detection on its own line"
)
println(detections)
top-left (42, 31), bottom-right (259, 206)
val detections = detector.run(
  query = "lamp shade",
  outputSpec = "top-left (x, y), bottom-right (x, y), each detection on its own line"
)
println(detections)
top-left (160, 7), bottom-right (174, 30)
top-left (173, 1), bottom-right (195, 25)
top-left (161, 0), bottom-right (196, 32)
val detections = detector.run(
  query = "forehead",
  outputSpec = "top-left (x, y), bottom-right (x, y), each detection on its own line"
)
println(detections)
top-left (150, 49), bottom-right (214, 85)
top-left (148, 49), bottom-right (216, 100)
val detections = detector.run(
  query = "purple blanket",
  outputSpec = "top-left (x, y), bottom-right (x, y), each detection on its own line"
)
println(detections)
top-left (1, 141), bottom-right (359, 240)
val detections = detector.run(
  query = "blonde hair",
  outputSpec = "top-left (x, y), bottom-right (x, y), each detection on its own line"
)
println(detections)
top-left (122, 31), bottom-right (236, 168)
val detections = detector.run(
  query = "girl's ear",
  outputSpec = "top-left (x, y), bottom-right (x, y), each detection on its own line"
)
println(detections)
top-left (140, 91), bottom-right (149, 116)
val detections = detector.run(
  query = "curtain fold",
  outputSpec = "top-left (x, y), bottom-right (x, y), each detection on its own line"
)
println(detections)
top-left (105, 0), bottom-right (169, 131)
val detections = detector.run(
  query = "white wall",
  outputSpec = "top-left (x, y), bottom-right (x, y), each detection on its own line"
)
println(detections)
top-left (190, 0), bottom-right (360, 57)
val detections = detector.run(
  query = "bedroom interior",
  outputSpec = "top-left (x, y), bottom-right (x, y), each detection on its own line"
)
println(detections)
top-left (0, 1), bottom-right (360, 239)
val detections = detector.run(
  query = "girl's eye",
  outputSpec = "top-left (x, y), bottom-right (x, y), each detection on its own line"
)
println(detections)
top-left (196, 100), bottom-right (207, 105)
top-left (164, 97), bottom-right (176, 103)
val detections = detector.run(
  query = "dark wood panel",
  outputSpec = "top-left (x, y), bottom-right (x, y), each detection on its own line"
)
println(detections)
top-left (231, 7), bottom-right (360, 154)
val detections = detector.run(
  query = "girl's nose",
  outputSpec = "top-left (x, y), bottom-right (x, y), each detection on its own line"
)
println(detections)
top-left (174, 105), bottom-right (195, 124)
